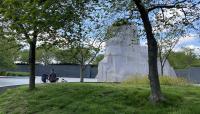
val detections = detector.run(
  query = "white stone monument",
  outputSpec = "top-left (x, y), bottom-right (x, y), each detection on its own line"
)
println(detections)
top-left (96, 24), bottom-right (176, 82)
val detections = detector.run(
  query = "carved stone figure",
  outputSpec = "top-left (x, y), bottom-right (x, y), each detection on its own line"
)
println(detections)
top-left (96, 24), bottom-right (176, 82)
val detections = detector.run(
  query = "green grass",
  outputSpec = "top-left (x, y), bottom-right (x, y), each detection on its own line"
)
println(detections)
top-left (0, 83), bottom-right (200, 114)
top-left (0, 71), bottom-right (30, 76)
top-left (123, 76), bottom-right (189, 86)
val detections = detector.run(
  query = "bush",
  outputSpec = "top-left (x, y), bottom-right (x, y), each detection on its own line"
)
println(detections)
top-left (7, 72), bottom-right (30, 76)
top-left (0, 72), bottom-right (30, 76)
top-left (0, 71), bottom-right (7, 76)
top-left (123, 75), bottom-right (189, 86)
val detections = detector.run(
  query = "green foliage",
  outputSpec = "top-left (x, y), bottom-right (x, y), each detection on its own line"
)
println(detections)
top-left (123, 76), bottom-right (189, 86)
top-left (0, 34), bottom-right (19, 68)
top-left (0, 71), bottom-right (29, 76)
top-left (7, 72), bottom-right (30, 76)
top-left (17, 46), bottom-right (58, 65)
top-left (55, 48), bottom-right (81, 64)
top-left (55, 47), bottom-right (97, 64)
top-left (0, 71), bottom-right (7, 76)
top-left (92, 54), bottom-right (104, 65)
top-left (0, 83), bottom-right (200, 113)
top-left (17, 50), bottom-right (29, 64)
top-left (0, 0), bottom-right (77, 35)
top-left (112, 19), bottom-right (131, 26)
top-left (0, 72), bottom-right (30, 76)
top-left (36, 45), bottom-right (58, 65)
top-left (105, 19), bottom-right (135, 40)
top-left (168, 51), bottom-right (200, 69)
top-left (0, 0), bottom-right (80, 60)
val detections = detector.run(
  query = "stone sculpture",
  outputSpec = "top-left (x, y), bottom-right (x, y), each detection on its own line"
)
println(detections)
top-left (96, 24), bottom-right (176, 82)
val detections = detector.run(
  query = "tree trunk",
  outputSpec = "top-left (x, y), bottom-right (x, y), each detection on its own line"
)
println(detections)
top-left (29, 37), bottom-right (37, 90)
top-left (161, 63), bottom-right (164, 76)
top-left (80, 64), bottom-right (84, 82)
top-left (158, 47), bottom-right (164, 76)
top-left (134, 0), bottom-right (162, 103)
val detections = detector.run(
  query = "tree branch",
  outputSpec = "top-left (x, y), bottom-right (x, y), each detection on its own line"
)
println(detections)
top-left (148, 0), bottom-right (187, 12)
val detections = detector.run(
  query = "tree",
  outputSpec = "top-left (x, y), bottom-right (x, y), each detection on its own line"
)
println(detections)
top-left (168, 49), bottom-right (200, 69)
top-left (0, 0), bottom-right (77, 90)
top-left (153, 10), bottom-right (186, 76)
top-left (55, 31), bottom-right (104, 82)
top-left (36, 45), bottom-right (58, 65)
top-left (17, 50), bottom-right (29, 64)
top-left (132, 0), bottom-right (162, 102)
top-left (17, 46), bottom-right (58, 65)
top-left (134, 0), bottom-right (200, 102)
top-left (72, 40), bottom-right (103, 82)
top-left (92, 54), bottom-right (104, 65)
top-left (53, 0), bottom-right (105, 82)
top-left (104, 0), bottom-right (200, 102)
top-left (0, 32), bottom-right (19, 68)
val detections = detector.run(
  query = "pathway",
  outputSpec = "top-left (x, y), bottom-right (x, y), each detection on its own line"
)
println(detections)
top-left (0, 76), bottom-right (97, 87)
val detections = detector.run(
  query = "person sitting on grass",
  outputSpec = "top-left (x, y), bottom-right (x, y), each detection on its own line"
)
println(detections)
top-left (48, 69), bottom-right (59, 83)
top-left (41, 74), bottom-right (48, 83)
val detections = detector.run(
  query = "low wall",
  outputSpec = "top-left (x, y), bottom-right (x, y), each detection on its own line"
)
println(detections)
top-left (175, 67), bottom-right (200, 84)
top-left (0, 64), bottom-right (98, 78)
top-left (2, 64), bottom-right (200, 83)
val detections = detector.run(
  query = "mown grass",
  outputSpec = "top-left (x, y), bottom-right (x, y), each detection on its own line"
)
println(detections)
top-left (0, 82), bottom-right (200, 114)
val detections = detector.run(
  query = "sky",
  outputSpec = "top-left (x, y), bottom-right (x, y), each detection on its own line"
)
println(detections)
top-left (175, 34), bottom-right (200, 53)
top-left (140, 33), bottom-right (200, 54)
top-left (88, 1), bottom-right (200, 55)
top-left (22, 0), bottom-right (200, 55)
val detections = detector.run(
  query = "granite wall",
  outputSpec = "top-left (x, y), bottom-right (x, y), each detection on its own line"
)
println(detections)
top-left (175, 67), bottom-right (200, 84)
top-left (2, 64), bottom-right (200, 83)
top-left (1, 64), bottom-right (98, 78)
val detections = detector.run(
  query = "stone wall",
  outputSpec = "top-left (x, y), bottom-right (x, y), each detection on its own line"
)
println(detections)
top-left (1, 64), bottom-right (98, 78)
top-left (175, 67), bottom-right (200, 84)
top-left (96, 25), bottom-right (176, 82)
top-left (2, 64), bottom-right (200, 83)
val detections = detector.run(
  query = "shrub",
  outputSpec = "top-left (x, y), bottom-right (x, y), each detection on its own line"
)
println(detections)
top-left (0, 71), bottom-right (7, 76)
top-left (123, 75), bottom-right (189, 86)
top-left (6, 72), bottom-right (30, 76)
top-left (0, 72), bottom-right (30, 76)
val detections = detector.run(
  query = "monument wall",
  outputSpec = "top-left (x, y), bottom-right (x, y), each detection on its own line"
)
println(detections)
top-left (0, 64), bottom-right (97, 78)
top-left (96, 24), bottom-right (177, 82)
top-left (176, 67), bottom-right (200, 83)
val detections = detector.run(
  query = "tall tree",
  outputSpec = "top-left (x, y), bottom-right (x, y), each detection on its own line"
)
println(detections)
top-left (134, 0), bottom-right (200, 102)
top-left (0, 0), bottom-right (77, 90)
top-left (133, 0), bottom-right (162, 102)
top-left (55, 0), bottom-right (105, 82)
top-left (104, 0), bottom-right (200, 102)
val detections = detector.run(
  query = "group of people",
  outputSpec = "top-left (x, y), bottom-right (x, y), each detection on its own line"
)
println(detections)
top-left (41, 69), bottom-right (59, 83)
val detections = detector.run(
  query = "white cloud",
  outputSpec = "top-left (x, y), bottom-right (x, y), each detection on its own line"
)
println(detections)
top-left (174, 33), bottom-right (200, 51)
top-left (177, 34), bottom-right (197, 45)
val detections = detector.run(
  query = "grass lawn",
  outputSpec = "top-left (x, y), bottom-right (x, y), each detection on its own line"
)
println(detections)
top-left (0, 83), bottom-right (200, 114)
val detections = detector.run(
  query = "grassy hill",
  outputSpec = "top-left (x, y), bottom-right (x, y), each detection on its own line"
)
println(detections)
top-left (0, 83), bottom-right (200, 114)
